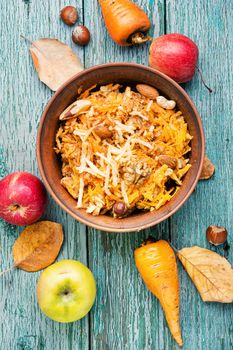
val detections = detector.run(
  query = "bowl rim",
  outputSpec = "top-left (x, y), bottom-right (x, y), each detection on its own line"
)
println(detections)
top-left (37, 62), bottom-right (205, 232)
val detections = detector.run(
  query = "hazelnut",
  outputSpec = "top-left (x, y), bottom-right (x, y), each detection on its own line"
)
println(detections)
top-left (113, 202), bottom-right (128, 217)
top-left (72, 25), bottom-right (90, 46)
top-left (60, 6), bottom-right (78, 26)
top-left (206, 225), bottom-right (228, 246)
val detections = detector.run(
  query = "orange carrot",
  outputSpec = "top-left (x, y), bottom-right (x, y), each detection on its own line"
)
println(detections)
top-left (98, 0), bottom-right (151, 46)
top-left (134, 239), bottom-right (183, 347)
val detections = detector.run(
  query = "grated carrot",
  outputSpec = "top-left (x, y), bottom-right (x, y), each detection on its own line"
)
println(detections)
top-left (55, 84), bottom-right (192, 216)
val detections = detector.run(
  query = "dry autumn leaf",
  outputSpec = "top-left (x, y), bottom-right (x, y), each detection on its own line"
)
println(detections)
top-left (199, 155), bottom-right (215, 180)
top-left (29, 38), bottom-right (84, 91)
top-left (12, 221), bottom-right (63, 272)
top-left (178, 246), bottom-right (233, 303)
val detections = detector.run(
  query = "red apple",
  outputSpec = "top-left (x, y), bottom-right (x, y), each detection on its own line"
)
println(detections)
top-left (0, 172), bottom-right (47, 226)
top-left (149, 33), bottom-right (199, 83)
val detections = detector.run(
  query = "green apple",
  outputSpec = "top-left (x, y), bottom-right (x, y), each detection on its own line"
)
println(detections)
top-left (37, 259), bottom-right (96, 323)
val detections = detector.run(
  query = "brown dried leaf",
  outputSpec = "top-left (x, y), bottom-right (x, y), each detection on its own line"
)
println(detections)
top-left (199, 155), bottom-right (215, 180)
top-left (29, 38), bottom-right (84, 91)
top-left (12, 221), bottom-right (63, 272)
top-left (178, 246), bottom-right (233, 303)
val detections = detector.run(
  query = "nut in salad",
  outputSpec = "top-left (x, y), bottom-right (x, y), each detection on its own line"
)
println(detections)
top-left (55, 84), bottom-right (192, 217)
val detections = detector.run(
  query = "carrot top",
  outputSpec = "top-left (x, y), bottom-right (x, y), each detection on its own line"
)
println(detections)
top-left (98, 0), bottom-right (151, 46)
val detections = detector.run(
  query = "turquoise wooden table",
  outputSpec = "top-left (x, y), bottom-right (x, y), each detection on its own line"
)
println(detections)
top-left (0, 0), bottom-right (233, 349)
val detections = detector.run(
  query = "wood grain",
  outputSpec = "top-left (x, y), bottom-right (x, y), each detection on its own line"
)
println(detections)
top-left (167, 0), bottom-right (233, 349)
top-left (0, 0), bottom-right (232, 349)
top-left (0, 1), bottom-right (89, 349)
top-left (84, 1), bottom-right (172, 349)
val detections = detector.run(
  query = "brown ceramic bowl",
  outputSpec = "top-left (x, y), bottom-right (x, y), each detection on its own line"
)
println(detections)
top-left (37, 63), bottom-right (205, 232)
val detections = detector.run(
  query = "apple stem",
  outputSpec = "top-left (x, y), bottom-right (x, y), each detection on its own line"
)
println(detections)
top-left (195, 66), bottom-right (213, 93)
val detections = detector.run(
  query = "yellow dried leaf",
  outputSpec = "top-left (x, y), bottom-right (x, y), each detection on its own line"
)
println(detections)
top-left (178, 246), bottom-right (233, 303)
top-left (29, 38), bottom-right (84, 91)
top-left (12, 221), bottom-right (64, 272)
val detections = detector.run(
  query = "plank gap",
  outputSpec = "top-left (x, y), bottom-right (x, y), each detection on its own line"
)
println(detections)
top-left (164, 0), bottom-right (167, 34)
top-left (164, 0), bottom-right (171, 242)
top-left (168, 217), bottom-right (172, 242)
top-left (82, 0), bottom-right (86, 69)
top-left (85, 220), bottom-right (91, 350)
top-left (82, 0), bottom-right (91, 348)
top-left (85, 224), bottom-right (92, 350)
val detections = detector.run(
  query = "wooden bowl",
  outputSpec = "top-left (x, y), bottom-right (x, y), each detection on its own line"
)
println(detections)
top-left (37, 63), bottom-right (205, 232)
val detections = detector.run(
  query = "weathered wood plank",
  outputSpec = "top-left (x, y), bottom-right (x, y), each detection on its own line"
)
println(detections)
top-left (1, 0), bottom-right (233, 349)
top-left (84, 0), bottom-right (233, 349)
top-left (83, 1), bottom-right (174, 349)
top-left (167, 0), bottom-right (233, 349)
top-left (0, 1), bottom-right (89, 349)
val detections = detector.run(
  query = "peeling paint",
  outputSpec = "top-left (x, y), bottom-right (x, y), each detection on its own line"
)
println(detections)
top-left (22, 0), bottom-right (31, 18)
top-left (14, 306), bottom-right (27, 318)
top-left (17, 335), bottom-right (45, 350)
top-left (0, 148), bottom-right (17, 235)
top-left (0, 218), bottom-right (18, 237)
top-left (0, 145), bottom-right (17, 236)
top-left (17, 336), bottom-right (34, 350)
top-left (0, 147), bottom-right (8, 178)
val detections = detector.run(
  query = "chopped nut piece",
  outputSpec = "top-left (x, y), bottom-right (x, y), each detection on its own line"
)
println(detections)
top-left (165, 168), bottom-right (173, 176)
top-left (177, 158), bottom-right (187, 169)
top-left (158, 155), bottom-right (177, 169)
top-left (122, 160), bottom-right (151, 186)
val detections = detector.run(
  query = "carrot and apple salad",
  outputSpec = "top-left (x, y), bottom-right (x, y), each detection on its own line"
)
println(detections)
top-left (55, 84), bottom-right (192, 217)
